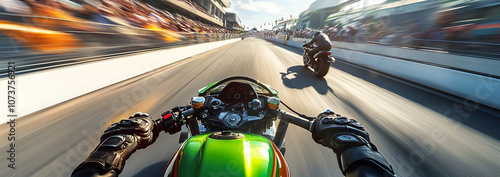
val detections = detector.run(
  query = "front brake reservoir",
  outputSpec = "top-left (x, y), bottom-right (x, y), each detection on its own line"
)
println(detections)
top-left (267, 97), bottom-right (280, 110)
top-left (191, 97), bottom-right (205, 109)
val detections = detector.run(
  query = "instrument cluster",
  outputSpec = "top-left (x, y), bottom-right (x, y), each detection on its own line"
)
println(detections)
top-left (217, 82), bottom-right (258, 104)
top-left (194, 81), bottom-right (280, 132)
top-left (201, 96), bottom-right (267, 129)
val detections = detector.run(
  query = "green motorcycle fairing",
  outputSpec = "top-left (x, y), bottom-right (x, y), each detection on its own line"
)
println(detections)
top-left (164, 132), bottom-right (288, 177)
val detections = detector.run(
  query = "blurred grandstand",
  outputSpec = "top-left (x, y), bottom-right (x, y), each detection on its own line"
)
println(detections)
top-left (0, 0), bottom-right (238, 54)
top-left (0, 0), bottom-right (242, 77)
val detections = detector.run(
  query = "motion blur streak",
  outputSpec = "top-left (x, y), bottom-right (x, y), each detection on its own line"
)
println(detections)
top-left (144, 24), bottom-right (182, 42)
top-left (0, 38), bottom-right (499, 177)
top-left (0, 20), bottom-right (80, 52)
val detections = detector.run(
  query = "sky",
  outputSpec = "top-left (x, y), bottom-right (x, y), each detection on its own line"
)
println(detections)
top-left (224, 0), bottom-right (316, 30)
top-left (224, 0), bottom-right (386, 30)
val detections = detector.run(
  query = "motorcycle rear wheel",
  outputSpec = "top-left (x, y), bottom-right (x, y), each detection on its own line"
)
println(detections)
top-left (314, 57), bottom-right (330, 78)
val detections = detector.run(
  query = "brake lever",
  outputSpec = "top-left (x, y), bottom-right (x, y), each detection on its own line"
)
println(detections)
top-left (279, 100), bottom-right (316, 121)
top-left (303, 116), bottom-right (316, 121)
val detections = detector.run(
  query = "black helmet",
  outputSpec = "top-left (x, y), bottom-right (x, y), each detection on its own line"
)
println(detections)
top-left (313, 31), bottom-right (321, 37)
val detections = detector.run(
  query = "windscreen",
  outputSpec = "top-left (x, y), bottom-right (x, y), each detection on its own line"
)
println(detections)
top-left (207, 80), bottom-right (270, 95)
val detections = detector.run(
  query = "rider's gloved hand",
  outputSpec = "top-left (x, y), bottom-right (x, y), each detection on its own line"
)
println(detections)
top-left (103, 112), bottom-right (159, 149)
top-left (311, 111), bottom-right (370, 153)
top-left (302, 44), bottom-right (308, 47)
top-left (71, 112), bottom-right (159, 177)
top-left (311, 110), bottom-right (395, 176)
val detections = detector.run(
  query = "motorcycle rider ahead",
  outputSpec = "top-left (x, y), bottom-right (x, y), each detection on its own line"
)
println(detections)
top-left (303, 31), bottom-right (332, 63)
top-left (72, 111), bottom-right (396, 177)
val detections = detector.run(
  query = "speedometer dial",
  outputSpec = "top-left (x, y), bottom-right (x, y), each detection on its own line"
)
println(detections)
top-left (226, 87), bottom-right (249, 103)
top-left (217, 82), bottom-right (258, 103)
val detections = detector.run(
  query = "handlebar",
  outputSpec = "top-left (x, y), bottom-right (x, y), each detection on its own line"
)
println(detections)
top-left (181, 108), bottom-right (195, 117)
top-left (157, 105), bottom-right (316, 134)
top-left (279, 110), bottom-right (314, 132)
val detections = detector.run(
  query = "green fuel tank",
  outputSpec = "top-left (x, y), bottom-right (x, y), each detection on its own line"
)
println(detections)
top-left (163, 131), bottom-right (289, 177)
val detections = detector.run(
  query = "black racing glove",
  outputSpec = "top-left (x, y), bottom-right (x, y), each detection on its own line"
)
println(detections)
top-left (311, 110), bottom-right (395, 176)
top-left (302, 44), bottom-right (309, 47)
top-left (103, 112), bottom-right (159, 149)
top-left (312, 111), bottom-right (370, 154)
top-left (72, 112), bottom-right (159, 177)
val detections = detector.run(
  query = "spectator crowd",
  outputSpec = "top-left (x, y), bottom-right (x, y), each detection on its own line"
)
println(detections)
top-left (267, 20), bottom-right (498, 56)
top-left (0, 0), bottom-right (238, 38)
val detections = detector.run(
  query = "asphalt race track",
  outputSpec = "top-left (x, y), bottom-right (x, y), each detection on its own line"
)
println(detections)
top-left (1, 37), bottom-right (499, 177)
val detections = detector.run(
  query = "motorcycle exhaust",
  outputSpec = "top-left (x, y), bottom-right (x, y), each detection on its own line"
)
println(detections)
top-left (328, 57), bottom-right (336, 63)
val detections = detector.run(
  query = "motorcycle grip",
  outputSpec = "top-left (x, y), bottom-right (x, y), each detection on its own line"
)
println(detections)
top-left (279, 111), bottom-right (313, 132)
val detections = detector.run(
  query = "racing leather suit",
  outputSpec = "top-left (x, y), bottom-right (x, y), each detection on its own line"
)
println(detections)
top-left (306, 33), bottom-right (332, 59)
